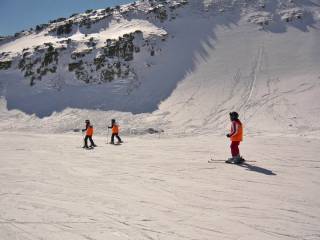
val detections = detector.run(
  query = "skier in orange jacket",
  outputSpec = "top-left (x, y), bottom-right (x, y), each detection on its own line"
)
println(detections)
top-left (226, 112), bottom-right (244, 163)
top-left (82, 120), bottom-right (96, 148)
top-left (108, 119), bottom-right (123, 144)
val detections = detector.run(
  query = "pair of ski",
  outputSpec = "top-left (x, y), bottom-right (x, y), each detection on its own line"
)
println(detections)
top-left (108, 142), bottom-right (122, 146)
top-left (208, 158), bottom-right (256, 164)
top-left (83, 146), bottom-right (96, 150)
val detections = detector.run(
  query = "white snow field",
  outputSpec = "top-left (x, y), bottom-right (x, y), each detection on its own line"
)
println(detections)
top-left (1, 132), bottom-right (320, 240)
top-left (0, 0), bottom-right (320, 135)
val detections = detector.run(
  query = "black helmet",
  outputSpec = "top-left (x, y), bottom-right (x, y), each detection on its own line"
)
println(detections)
top-left (111, 119), bottom-right (115, 123)
top-left (229, 112), bottom-right (239, 120)
top-left (85, 119), bottom-right (90, 123)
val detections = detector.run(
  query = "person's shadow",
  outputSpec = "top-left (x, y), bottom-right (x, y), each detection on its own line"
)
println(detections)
top-left (238, 163), bottom-right (276, 176)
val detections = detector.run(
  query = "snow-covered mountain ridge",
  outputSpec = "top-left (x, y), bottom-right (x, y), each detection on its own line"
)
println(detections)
top-left (0, 0), bottom-right (319, 136)
top-left (0, 0), bottom-right (187, 86)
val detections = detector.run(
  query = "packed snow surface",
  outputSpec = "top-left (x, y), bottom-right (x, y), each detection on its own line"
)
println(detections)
top-left (0, 132), bottom-right (319, 239)
top-left (0, 0), bottom-right (319, 136)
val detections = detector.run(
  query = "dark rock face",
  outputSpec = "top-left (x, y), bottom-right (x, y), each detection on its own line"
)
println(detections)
top-left (0, 0), bottom-right (189, 86)
top-left (0, 61), bottom-right (12, 70)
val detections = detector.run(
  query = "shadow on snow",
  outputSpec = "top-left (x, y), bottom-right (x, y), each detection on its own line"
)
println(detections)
top-left (239, 162), bottom-right (276, 176)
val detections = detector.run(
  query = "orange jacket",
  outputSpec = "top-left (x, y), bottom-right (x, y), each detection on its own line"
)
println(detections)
top-left (112, 124), bottom-right (119, 134)
top-left (86, 125), bottom-right (93, 136)
top-left (230, 120), bottom-right (243, 142)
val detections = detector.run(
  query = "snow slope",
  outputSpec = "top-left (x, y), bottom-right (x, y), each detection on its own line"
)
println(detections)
top-left (158, 20), bottom-right (320, 136)
top-left (1, 132), bottom-right (319, 239)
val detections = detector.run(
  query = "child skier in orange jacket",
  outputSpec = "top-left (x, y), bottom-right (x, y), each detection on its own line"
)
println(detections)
top-left (226, 112), bottom-right (244, 163)
top-left (82, 120), bottom-right (96, 148)
top-left (108, 119), bottom-right (123, 144)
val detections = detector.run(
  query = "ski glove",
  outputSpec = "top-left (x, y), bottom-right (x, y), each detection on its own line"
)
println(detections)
top-left (226, 134), bottom-right (231, 138)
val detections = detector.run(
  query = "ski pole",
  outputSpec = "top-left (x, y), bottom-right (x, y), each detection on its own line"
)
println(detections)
top-left (106, 126), bottom-right (109, 144)
top-left (82, 129), bottom-right (85, 147)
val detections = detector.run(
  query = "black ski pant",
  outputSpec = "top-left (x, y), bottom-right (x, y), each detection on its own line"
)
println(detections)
top-left (84, 135), bottom-right (95, 147)
top-left (111, 133), bottom-right (122, 143)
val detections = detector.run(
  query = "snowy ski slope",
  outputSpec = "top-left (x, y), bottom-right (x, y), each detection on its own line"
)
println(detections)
top-left (1, 1), bottom-right (320, 239)
top-left (0, 132), bottom-right (319, 239)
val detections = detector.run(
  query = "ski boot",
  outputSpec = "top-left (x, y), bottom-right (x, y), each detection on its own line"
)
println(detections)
top-left (226, 155), bottom-right (245, 164)
top-left (226, 157), bottom-right (234, 163)
top-left (233, 156), bottom-right (245, 164)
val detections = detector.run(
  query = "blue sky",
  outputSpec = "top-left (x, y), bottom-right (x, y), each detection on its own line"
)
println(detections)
top-left (0, 0), bottom-right (133, 36)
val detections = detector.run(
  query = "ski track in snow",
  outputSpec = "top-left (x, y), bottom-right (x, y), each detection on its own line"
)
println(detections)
top-left (0, 132), bottom-right (319, 240)
top-left (240, 44), bottom-right (264, 122)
